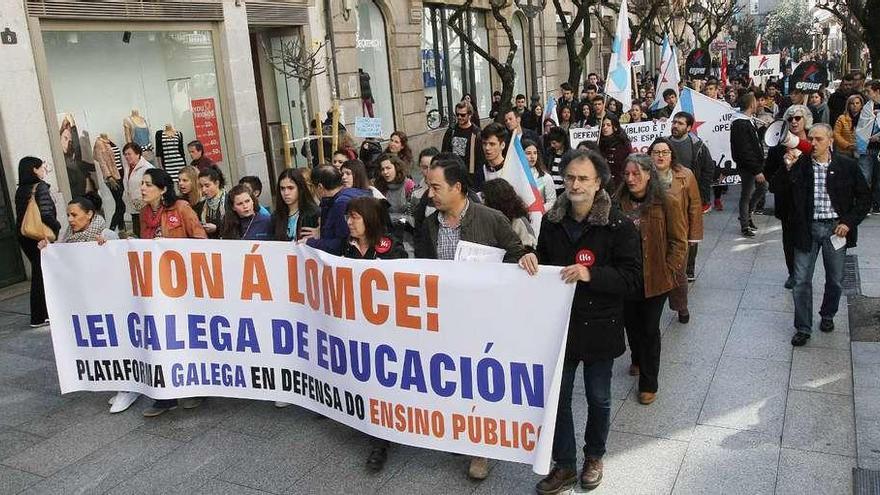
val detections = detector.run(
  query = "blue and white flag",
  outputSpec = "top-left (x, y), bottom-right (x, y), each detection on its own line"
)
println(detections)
top-left (543, 96), bottom-right (559, 127)
top-left (604, 0), bottom-right (632, 107)
top-left (651, 35), bottom-right (680, 112)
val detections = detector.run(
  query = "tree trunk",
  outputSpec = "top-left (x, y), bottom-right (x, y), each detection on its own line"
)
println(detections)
top-left (846, 35), bottom-right (862, 73)
top-left (864, 28), bottom-right (880, 77)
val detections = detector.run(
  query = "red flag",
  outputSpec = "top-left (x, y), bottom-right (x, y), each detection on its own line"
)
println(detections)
top-left (720, 51), bottom-right (728, 92)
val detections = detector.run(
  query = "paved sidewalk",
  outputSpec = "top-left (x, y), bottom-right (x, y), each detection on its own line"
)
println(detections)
top-left (0, 191), bottom-right (872, 494)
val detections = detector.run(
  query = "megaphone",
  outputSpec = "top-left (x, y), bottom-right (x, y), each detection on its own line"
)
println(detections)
top-left (764, 120), bottom-right (813, 154)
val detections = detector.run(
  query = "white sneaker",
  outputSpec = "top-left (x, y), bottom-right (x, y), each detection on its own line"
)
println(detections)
top-left (274, 401), bottom-right (292, 408)
top-left (109, 391), bottom-right (140, 413)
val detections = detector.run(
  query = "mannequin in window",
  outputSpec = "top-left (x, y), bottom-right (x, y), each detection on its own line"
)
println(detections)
top-left (123, 109), bottom-right (153, 160)
top-left (60, 114), bottom-right (95, 197)
top-left (155, 124), bottom-right (186, 182)
top-left (359, 68), bottom-right (375, 118)
top-left (93, 132), bottom-right (126, 230)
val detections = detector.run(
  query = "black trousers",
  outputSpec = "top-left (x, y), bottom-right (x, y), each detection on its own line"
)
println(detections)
top-left (624, 293), bottom-right (668, 393)
top-left (108, 182), bottom-right (126, 231)
top-left (131, 213), bottom-right (140, 238)
top-left (18, 237), bottom-right (48, 325)
top-left (781, 220), bottom-right (794, 278)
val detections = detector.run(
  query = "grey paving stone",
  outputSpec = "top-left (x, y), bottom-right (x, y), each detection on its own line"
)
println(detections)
top-left (775, 448), bottom-right (855, 495)
top-left (790, 347), bottom-right (853, 396)
top-left (0, 352), bottom-right (47, 383)
top-left (612, 362), bottom-right (714, 441)
top-left (17, 394), bottom-right (113, 438)
top-left (682, 287), bottom-right (744, 317)
top-left (854, 386), bottom-right (880, 470)
top-left (0, 363), bottom-right (61, 396)
top-left (471, 458), bottom-right (543, 495)
top-left (691, 265), bottom-right (753, 290)
top-left (782, 390), bottom-right (856, 457)
top-left (853, 362), bottom-right (880, 390)
top-left (0, 386), bottom-right (66, 428)
top-left (289, 443), bottom-right (422, 494)
top-left (698, 356), bottom-right (789, 436)
top-left (722, 309), bottom-right (794, 362)
top-left (17, 431), bottom-right (181, 495)
top-left (0, 294), bottom-right (32, 316)
top-left (740, 282), bottom-right (795, 313)
top-left (672, 425), bottom-right (779, 495)
top-left (591, 430), bottom-right (689, 494)
top-left (0, 465), bottom-right (42, 494)
top-left (135, 397), bottom-right (249, 443)
top-left (216, 417), bottom-right (358, 493)
top-left (3, 407), bottom-right (145, 477)
top-left (661, 313), bottom-right (733, 366)
top-left (110, 428), bottom-right (266, 494)
top-left (0, 327), bottom-right (55, 362)
top-left (195, 479), bottom-right (269, 495)
top-left (219, 400), bottom-right (330, 440)
top-left (0, 427), bottom-right (43, 463)
top-left (852, 342), bottom-right (880, 365)
top-left (378, 449), bottom-right (479, 495)
top-left (0, 312), bottom-right (30, 332)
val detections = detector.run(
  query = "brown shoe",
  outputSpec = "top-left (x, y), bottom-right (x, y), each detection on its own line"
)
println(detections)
top-left (535, 466), bottom-right (577, 494)
top-left (580, 457), bottom-right (603, 490)
top-left (468, 456), bottom-right (489, 480)
top-left (638, 392), bottom-right (657, 405)
top-left (629, 364), bottom-right (640, 376)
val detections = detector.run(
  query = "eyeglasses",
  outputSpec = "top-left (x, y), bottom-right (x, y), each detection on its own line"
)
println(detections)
top-left (650, 150), bottom-right (672, 157)
top-left (787, 115), bottom-right (803, 122)
top-left (456, 113), bottom-right (470, 118)
top-left (564, 175), bottom-right (597, 184)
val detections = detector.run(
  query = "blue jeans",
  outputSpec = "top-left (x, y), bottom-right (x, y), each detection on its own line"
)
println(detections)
top-left (858, 154), bottom-right (874, 186)
top-left (792, 220), bottom-right (845, 334)
top-left (551, 358), bottom-right (613, 469)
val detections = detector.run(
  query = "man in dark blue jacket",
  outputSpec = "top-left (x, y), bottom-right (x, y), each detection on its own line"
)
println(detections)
top-left (771, 124), bottom-right (870, 346)
top-left (302, 165), bottom-right (370, 255)
top-left (520, 150), bottom-right (642, 493)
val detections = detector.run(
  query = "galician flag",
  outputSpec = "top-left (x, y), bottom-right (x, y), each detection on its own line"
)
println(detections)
top-left (500, 134), bottom-right (545, 215)
top-left (543, 96), bottom-right (559, 127)
top-left (604, 0), bottom-right (632, 107)
top-left (651, 35), bottom-right (680, 111)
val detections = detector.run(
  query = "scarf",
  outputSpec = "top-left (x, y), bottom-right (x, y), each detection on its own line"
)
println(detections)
top-left (63, 215), bottom-right (107, 243)
top-left (658, 168), bottom-right (674, 189)
top-left (141, 205), bottom-right (165, 239)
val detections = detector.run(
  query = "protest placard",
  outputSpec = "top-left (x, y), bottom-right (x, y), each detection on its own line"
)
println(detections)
top-left (42, 240), bottom-right (575, 473)
top-left (355, 117), bottom-right (383, 138)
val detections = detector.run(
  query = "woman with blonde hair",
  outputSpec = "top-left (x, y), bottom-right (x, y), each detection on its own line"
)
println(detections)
top-left (177, 165), bottom-right (202, 212)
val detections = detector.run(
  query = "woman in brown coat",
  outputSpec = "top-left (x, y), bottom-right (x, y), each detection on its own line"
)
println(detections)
top-left (648, 137), bottom-right (703, 324)
top-left (615, 154), bottom-right (688, 405)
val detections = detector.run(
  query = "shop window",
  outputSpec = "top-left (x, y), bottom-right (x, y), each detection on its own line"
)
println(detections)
top-left (356, 0), bottom-right (395, 135)
top-left (42, 30), bottom-right (227, 206)
top-left (422, 5), bottom-right (493, 124)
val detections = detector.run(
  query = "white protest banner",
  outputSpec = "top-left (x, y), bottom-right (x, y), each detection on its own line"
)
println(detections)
top-left (670, 87), bottom-right (745, 185)
top-left (355, 117), bottom-right (383, 138)
top-left (42, 240), bottom-right (575, 474)
top-left (569, 126), bottom-right (599, 148)
top-left (749, 54), bottom-right (780, 80)
top-left (568, 121), bottom-right (668, 153)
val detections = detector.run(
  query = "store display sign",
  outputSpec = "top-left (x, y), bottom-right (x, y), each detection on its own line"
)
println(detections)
top-left (191, 98), bottom-right (223, 163)
top-left (355, 117), bottom-right (383, 138)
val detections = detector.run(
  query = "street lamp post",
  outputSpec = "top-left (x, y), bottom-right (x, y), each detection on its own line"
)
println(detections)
top-left (515, 0), bottom-right (546, 107)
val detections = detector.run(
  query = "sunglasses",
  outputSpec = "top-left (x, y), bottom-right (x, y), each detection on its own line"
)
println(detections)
top-left (456, 113), bottom-right (470, 118)
top-left (787, 116), bottom-right (803, 122)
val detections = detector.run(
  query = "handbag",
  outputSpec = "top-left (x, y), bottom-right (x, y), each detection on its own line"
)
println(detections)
top-left (20, 185), bottom-right (56, 242)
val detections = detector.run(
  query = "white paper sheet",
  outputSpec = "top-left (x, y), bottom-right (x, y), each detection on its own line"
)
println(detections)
top-left (454, 240), bottom-right (505, 263)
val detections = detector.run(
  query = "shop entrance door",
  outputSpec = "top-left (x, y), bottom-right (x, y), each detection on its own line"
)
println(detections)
top-left (250, 28), bottom-right (308, 183)
top-left (0, 148), bottom-right (26, 288)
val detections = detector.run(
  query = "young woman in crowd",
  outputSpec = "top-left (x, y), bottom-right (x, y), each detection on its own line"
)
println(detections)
top-left (607, 99), bottom-right (621, 116)
top-left (833, 94), bottom-right (864, 157)
top-left (342, 159), bottom-right (385, 199)
top-left (384, 131), bottom-right (414, 168)
top-left (598, 114), bottom-right (634, 191)
top-left (121, 142), bottom-right (153, 237)
top-left (374, 154), bottom-right (415, 226)
top-left (197, 167), bottom-right (227, 238)
top-left (614, 154), bottom-right (687, 406)
top-left (807, 91), bottom-right (830, 125)
top-left (136, 167), bottom-right (207, 417)
top-left (14, 157), bottom-right (61, 328)
top-left (521, 139), bottom-right (557, 211)
top-left (37, 194), bottom-right (134, 412)
top-left (574, 102), bottom-right (593, 128)
top-left (648, 137), bottom-right (703, 325)
top-left (272, 168), bottom-right (320, 242)
top-left (558, 105), bottom-right (574, 132)
top-left (544, 126), bottom-right (571, 197)
top-left (177, 165), bottom-right (202, 214)
top-left (220, 184), bottom-right (273, 240)
top-left (340, 196), bottom-right (407, 473)
top-left (462, 94), bottom-right (481, 126)
top-left (481, 179), bottom-right (537, 249)
top-left (331, 150), bottom-right (350, 170)
top-left (621, 100), bottom-right (647, 124)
